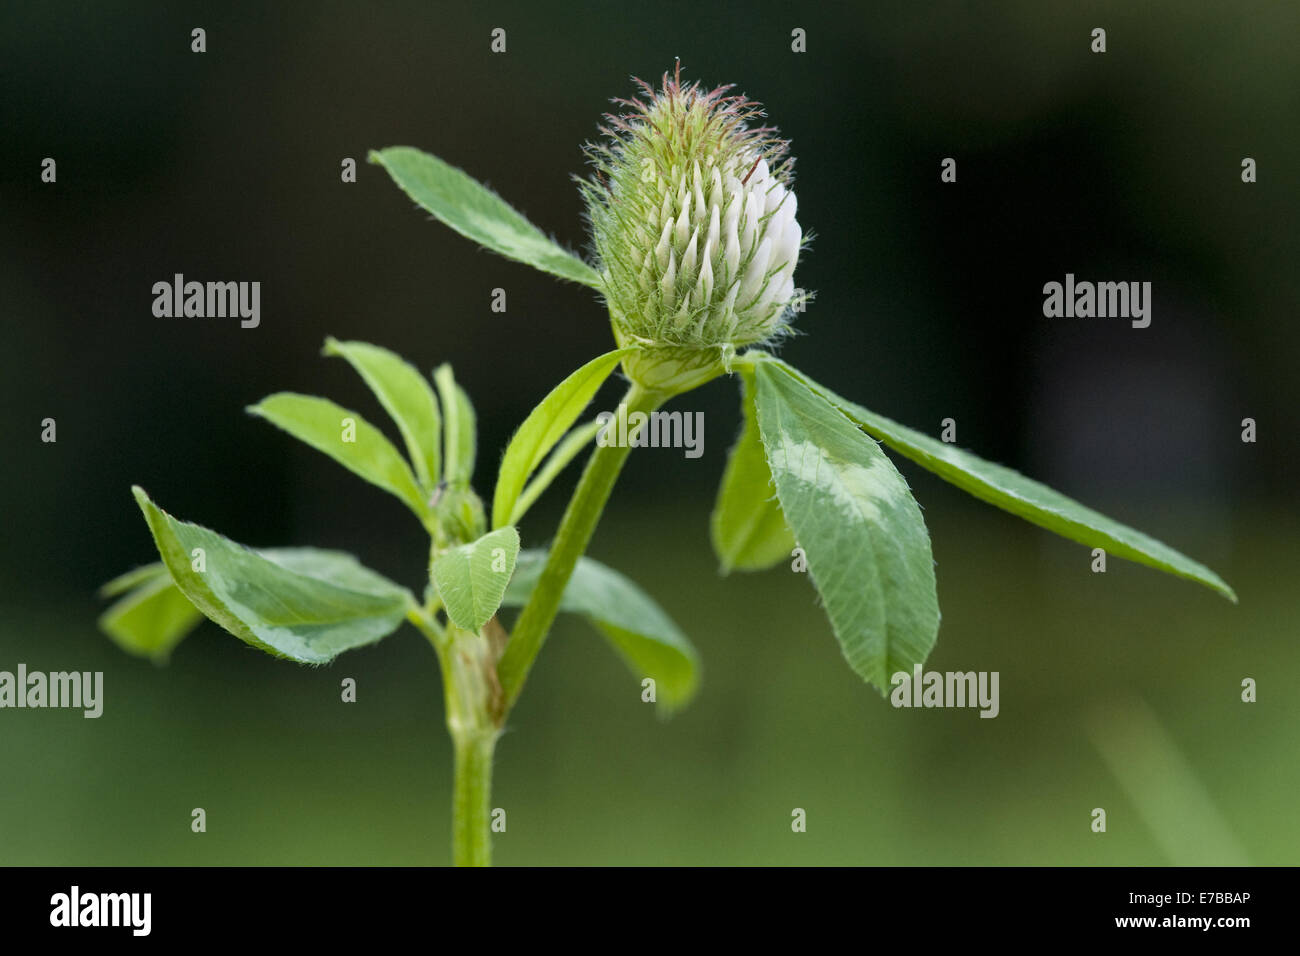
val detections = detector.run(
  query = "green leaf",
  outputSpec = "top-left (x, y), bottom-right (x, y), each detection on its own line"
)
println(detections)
top-left (431, 526), bottom-right (520, 631)
top-left (99, 562), bottom-right (171, 599)
top-left (323, 337), bottom-right (442, 489)
top-left (753, 361), bottom-right (940, 691)
top-left (512, 419), bottom-right (603, 525)
top-left (711, 365), bottom-right (796, 572)
top-left (492, 349), bottom-right (630, 529)
top-left (369, 146), bottom-right (601, 288)
top-left (131, 487), bottom-right (416, 663)
top-left (247, 392), bottom-right (430, 523)
top-left (503, 550), bottom-right (700, 712)
top-left (256, 548), bottom-right (416, 597)
top-left (433, 364), bottom-right (476, 486)
top-left (97, 549), bottom-right (409, 662)
top-left (98, 566), bottom-right (204, 662)
top-left (773, 358), bottom-right (1237, 602)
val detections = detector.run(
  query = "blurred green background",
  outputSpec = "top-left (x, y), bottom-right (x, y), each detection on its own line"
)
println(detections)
top-left (1, 1), bottom-right (1296, 864)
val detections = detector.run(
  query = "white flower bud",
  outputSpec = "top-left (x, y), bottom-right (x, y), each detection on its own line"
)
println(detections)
top-left (582, 66), bottom-right (807, 353)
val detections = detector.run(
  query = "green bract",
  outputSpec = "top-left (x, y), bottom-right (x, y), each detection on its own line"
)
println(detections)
top-left (101, 65), bottom-right (1237, 867)
top-left (432, 527), bottom-right (520, 632)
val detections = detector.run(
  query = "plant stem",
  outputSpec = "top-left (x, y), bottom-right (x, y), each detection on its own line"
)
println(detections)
top-left (451, 730), bottom-right (497, 866)
top-left (437, 621), bottom-right (504, 866)
top-left (406, 604), bottom-right (445, 649)
top-left (497, 381), bottom-right (668, 707)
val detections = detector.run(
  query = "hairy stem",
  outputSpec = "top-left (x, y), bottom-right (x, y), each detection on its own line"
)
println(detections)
top-left (497, 381), bottom-right (668, 707)
top-left (451, 730), bottom-right (497, 866)
top-left (440, 623), bottom-right (504, 866)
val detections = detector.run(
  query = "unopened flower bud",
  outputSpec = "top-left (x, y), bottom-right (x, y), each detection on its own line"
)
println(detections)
top-left (582, 66), bottom-right (806, 363)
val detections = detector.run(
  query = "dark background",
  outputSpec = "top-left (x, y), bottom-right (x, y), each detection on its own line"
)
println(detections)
top-left (1, 1), bottom-right (1296, 864)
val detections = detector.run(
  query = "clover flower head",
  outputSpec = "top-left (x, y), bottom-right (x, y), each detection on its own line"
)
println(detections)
top-left (582, 64), bottom-right (806, 352)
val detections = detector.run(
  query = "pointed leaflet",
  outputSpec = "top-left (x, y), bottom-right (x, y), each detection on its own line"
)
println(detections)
top-left (130, 487), bottom-right (415, 664)
top-left (711, 365), bottom-right (796, 572)
top-left (248, 393), bottom-right (430, 523)
top-left (492, 349), bottom-right (630, 529)
top-left (98, 550), bottom-right (410, 662)
top-left (323, 338), bottom-right (442, 489)
top-left (256, 547), bottom-right (417, 595)
top-left (100, 562), bottom-right (173, 598)
top-left (431, 526), bottom-right (520, 631)
top-left (753, 361), bottom-right (940, 691)
top-left (369, 146), bottom-right (602, 288)
top-left (433, 364), bottom-right (476, 486)
top-left (511, 419), bottom-right (603, 524)
top-left (770, 358), bottom-right (1236, 602)
top-left (98, 564), bottom-right (204, 662)
top-left (503, 550), bottom-right (700, 712)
